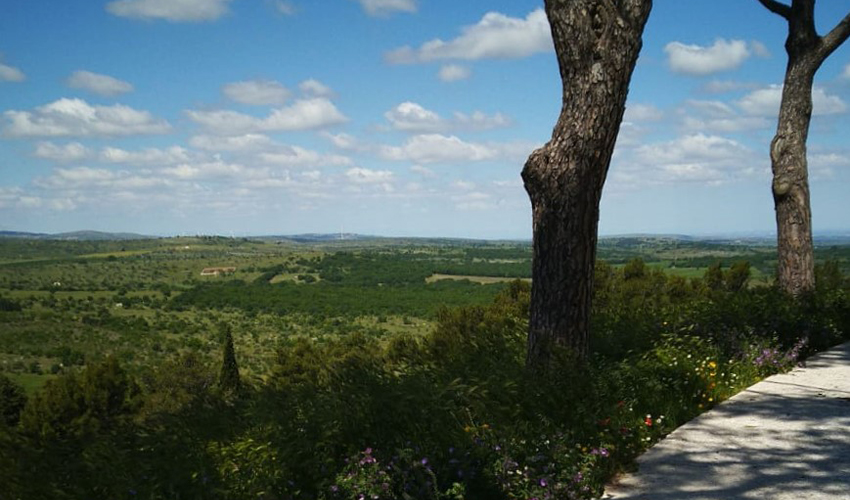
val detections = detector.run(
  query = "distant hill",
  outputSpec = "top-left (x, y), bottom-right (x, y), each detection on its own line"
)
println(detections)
top-left (0, 230), bottom-right (152, 241)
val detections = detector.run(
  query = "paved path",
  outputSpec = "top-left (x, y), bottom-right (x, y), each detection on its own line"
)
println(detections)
top-left (602, 341), bottom-right (850, 500)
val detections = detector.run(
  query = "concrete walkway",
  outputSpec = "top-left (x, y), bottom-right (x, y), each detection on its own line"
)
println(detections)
top-left (602, 341), bottom-right (850, 500)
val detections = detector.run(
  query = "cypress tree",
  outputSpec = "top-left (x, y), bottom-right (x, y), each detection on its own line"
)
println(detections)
top-left (219, 325), bottom-right (241, 393)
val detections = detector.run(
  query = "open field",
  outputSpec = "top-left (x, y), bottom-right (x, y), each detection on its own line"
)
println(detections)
top-left (2, 234), bottom-right (849, 383)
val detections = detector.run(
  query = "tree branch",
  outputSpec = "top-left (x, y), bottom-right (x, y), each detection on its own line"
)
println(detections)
top-left (819, 10), bottom-right (850, 59)
top-left (756, 0), bottom-right (792, 19)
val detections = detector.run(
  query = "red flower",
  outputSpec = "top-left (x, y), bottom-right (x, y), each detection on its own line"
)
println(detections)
top-left (644, 417), bottom-right (653, 427)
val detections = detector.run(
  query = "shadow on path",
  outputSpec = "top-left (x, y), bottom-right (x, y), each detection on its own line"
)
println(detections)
top-left (603, 342), bottom-right (850, 500)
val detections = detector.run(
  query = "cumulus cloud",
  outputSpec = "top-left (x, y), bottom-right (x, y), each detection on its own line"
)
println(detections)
top-left (611, 133), bottom-right (760, 189)
top-left (190, 133), bottom-right (276, 152)
top-left (299, 79), bottom-right (335, 98)
top-left (35, 166), bottom-right (169, 191)
top-left (354, 0), bottom-right (416, 16)
top-left (700, 79), bottom-right (760, 94)
top-left (3, 98), bottom-right (171, 137)
top-left (737, 85), bottom-right (847, 117)
top-left (346, 167), bottom-right (394, 184)
top-left (452, 191), bottom-right (494, 211)
top-left (106, 0), bottom-right (233, 22)
top-left (161, 160), bottom-right (247, 180)
top-left (321, 132), bottom-right (359, 150)
top-left (664, 39), bottom-right (753, 76)
top-left (34, 141), bottom-right (91, 162)
top-left (410, 165), bottom-right (435, 178)
top-left (0, 63), bottom-right (26, 82)
top-left (678, 99), bottom-right (771, 133)
top-left (99, 146), bottom-right (194, 166)
top-left (258, 146), bottom-right (352, 167)
top-left (223, 80), bottom-right (290, 106)
top-left (385, 8), bottom-right (551, 63)
top-left (635, 133), bottom-right (749, 164)
top-left (380, 134), bottom-right (498, 164)
top-left (67, 70), bottom-right (134, 96)
top-left (186, 98), bottom-right (347, 135)
top-left (384, 102), bottom-right (510, 133)
top-left (438, 64), bottom-right (471, 82)
top-left (624, 103), bottom-right (663, 122)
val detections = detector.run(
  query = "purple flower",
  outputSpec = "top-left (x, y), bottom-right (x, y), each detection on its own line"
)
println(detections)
top-left (421, 457), bottom-right (428, 466)
top-left (539, 478), bottom-right (548, 487)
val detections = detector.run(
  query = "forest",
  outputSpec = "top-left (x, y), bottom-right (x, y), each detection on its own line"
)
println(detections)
top-left (1, 235), bottom-right (849, 499)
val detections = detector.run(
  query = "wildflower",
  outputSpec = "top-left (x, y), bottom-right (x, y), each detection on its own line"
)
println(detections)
top-left (644, 416), bottom-right (653, 427)
top-left (708, 361), bottom-right (717, 369)
top-left (539, 478), bottom-right (548, 487)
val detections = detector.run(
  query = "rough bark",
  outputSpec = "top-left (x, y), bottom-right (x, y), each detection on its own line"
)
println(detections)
top-left (522, 0), bottom-right (652, 369)
top-left (757, 0), bottom-right (850, 296)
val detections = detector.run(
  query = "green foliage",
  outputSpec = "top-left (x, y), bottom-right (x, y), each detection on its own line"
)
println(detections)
top-left (0, 374), bottom-right (27, 426)
top-left (20, 357), bottom-right (137, 439)
top-left (1, 237), bottom-right (849, 499)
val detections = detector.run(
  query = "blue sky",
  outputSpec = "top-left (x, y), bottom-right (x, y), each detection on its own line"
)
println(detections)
top-left (1, 0), bottom-right (848, 239)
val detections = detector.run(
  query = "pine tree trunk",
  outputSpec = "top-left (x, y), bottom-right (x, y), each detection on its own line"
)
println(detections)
top-left (770, 58), bottom-right (817, 295)
top-left (523, 0), bottom-right (651, 369)
top-left (757, 0), bottom-right (850, 296)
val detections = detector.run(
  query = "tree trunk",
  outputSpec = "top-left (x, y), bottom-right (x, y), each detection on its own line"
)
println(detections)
top-left (757, 0), bottom-right (850, 296)
top-left (770, 58), bottom-right (817, 295)
top-left (523, 0), bottom-right (652, 370)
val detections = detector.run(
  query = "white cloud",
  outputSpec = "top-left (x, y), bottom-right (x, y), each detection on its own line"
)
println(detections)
top-left (258, 146), bottom-right (352, 167)
top-left (67, 70), bottom-right (134, 96)
top-left (380, 134), bottom-right (497, 164)
top-left (299, 79), bottom-right (335, 98)
top-left (0, 63), bottom-right (25, 82)
top-left (636, 133), bottom-right (749, 164)
top-left (3, 98), bottom-right (171, 137)
top-left (611, 133), bottom-right (760, 189)
top-left (809, 152), bottom-right (850, 179)
top-left (106, 0), bottom-right (233, 22)
top-left (384, 102), bottom-right (510, 133)
top-left (701, 79), bottom-right (760, 94)
top-left (452, 191), bottom-right (494, 211)
top-left (35, 166), bottom-right (169, 192)
top-left (346, 167), bottom-right (394, 184)
top-left (355, 0), bottom-right (416, 16)
top-left (750, 40), bottom-right (771, 58)
top-left (321, 132), bottom-right (359, 150)
top-left (842, 63), bottom-right (850, 80)
top-left (34, 141), bottom-right (91, 162)
top-left (223, 80), bottom-right (290, 105)
top-left (410, 165), bottom-right (435, 178)
top-left (99, 146), bottom-right (194, 166)
top-left (385, 102), bottom-right (441, 131)
top-left (678, 100), bottom-right (771, 133)
top-left (162, 160), bottom-right (245, 180)
top-left (386, 8), bottom-right (551, 64)
top-left (187, 98), bottom-right (347, 134)
top-left (624, 103), bottom-right (663, 122)
top-left (738, 85), bottom-right (847, 117)
top-left (190, 133), bottom-right (275, 152)
top-left (438, 64), bottom-right (471, 82)
top-left (664, 39), bottom-right (751, 76)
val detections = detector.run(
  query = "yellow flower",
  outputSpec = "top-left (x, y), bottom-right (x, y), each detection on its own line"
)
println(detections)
top-left (708, 361), bottom-right (717, 369)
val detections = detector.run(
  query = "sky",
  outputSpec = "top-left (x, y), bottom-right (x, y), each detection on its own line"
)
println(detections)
top-left (1, 0), bottom-right (849, 239)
